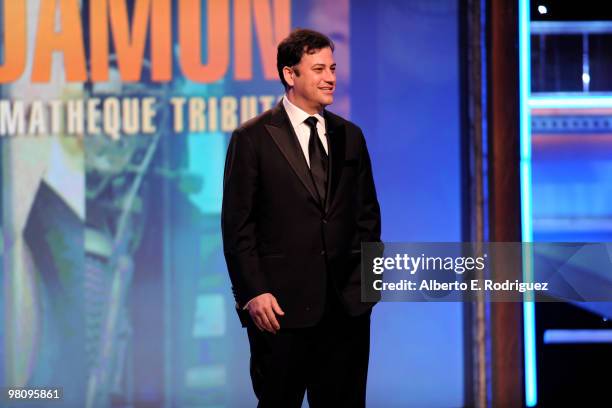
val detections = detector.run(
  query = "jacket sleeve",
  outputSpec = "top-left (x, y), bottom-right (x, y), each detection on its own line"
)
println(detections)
top-left (355, 128), bottom-right (382, 244)
top-left (343, 127), bottom-right (382, 306)
top-left (221, 128), bottom-right (268, 308)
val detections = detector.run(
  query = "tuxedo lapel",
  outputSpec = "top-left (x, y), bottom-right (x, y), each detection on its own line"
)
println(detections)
top-left (324, 110), bottom-right (346, 213)
top-left (264, 103), bottom-right (321, 208)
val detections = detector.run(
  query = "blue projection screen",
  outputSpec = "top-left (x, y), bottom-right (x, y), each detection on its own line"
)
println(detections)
top-left (0, 1), bottom-right (463, 406)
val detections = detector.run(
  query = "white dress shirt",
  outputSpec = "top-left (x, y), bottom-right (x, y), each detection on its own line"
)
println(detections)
top-left (282, 95), bottom-right (328, 168)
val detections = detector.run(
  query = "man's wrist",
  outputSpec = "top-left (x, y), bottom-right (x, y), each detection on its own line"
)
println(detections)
top-left (243, 298), bottom-right (254, 310)
top-left (242, 292), bottom-right (271, 310)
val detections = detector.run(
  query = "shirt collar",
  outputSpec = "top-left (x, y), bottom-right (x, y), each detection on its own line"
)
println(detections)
top-left (282, 95), bottom-right (325, 130)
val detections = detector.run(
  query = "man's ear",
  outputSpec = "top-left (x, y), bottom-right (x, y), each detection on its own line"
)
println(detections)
top-left (283, 66), bottom-right (294, 87)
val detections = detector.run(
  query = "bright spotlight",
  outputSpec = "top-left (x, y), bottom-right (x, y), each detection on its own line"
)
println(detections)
top-left (582, 73), bottom-right (591, 84)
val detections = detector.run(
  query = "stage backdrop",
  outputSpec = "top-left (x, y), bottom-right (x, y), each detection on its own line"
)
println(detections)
top-left (1, 0), bottom-right (463, 407)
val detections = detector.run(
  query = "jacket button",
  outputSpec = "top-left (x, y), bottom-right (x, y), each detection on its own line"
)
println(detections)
top-left (320, 250), bottom-right (326, 255)
top-left (322, 218), bottom-right (328, 224)
top-left (305, 306), bottom-right (311, 311)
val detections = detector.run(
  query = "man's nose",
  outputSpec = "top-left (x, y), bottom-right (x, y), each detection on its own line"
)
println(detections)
top-left (323, 69), bottom-right (335, 83)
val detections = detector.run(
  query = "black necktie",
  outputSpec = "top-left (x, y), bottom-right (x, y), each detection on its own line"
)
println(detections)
top-left (304, 116), bottom-right (328, 204)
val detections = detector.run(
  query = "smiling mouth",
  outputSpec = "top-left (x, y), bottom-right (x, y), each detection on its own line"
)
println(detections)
top-left (319, 88), bottom-right (334, 93)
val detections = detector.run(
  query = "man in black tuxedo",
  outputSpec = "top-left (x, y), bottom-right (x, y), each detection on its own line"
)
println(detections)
top-left (221, 28), bottom-right (381, 407)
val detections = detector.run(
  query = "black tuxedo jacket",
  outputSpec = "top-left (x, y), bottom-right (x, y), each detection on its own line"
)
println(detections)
top-left (221, 102), bottom-right (381, 328)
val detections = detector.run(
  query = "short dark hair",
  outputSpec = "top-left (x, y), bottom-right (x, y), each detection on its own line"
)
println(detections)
top-left (277, 28), bottom-right (335, 90)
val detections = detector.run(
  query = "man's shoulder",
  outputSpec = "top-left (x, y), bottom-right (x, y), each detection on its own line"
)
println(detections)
top-left (324, 109), bottom-right (364, 137)
top-left (234, 105), bottom-right (278, 135)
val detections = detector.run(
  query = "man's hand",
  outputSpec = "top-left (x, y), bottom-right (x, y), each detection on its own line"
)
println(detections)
top-left (246, 293), bottom-right (285, 333)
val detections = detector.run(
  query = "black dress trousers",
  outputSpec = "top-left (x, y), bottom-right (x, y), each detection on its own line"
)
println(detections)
top-left (246, 280), bottom-right (371, 408)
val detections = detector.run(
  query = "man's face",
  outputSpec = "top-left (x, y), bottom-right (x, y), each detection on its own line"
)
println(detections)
top-left (284, 47), bottom-right (336, 114)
